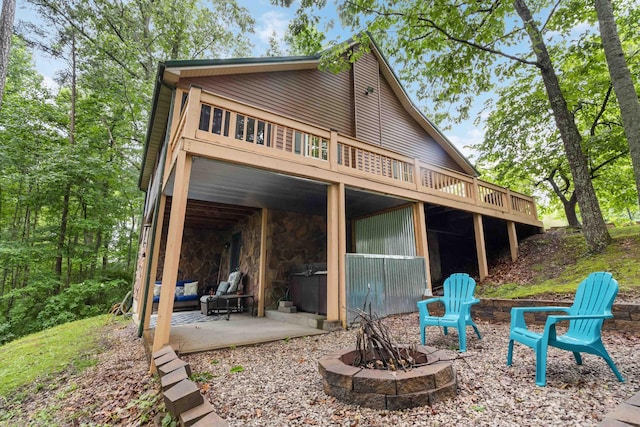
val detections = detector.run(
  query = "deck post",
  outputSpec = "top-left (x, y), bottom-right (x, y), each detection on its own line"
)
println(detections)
top-left (412, 202), bottom-right (432, 295)
top-left (153, 152), bottom-right (192, 353)
top-left (473, 213), bottom-right (489, 280)
top-left (338, 183), bottom-right (347, 327)
top-left (143, 194), bottom-right (166, 331)
top-left (507, 220), bottom-right (519, 262)
top-left (257, 208), bottom-right (268, 317)
top-left (327, 182), bottom-right (346, 325)
top-left (329, 130), bottom-right (338, 171)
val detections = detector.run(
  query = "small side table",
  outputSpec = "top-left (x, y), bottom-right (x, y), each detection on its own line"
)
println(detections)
top-left (218, 294), bottom-right (255, 320)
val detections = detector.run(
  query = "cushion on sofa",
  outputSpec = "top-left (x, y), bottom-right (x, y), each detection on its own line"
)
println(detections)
top-left (227, 271), bottom-right (242, 293)
top-left (184, 281), bottom-right (199, 296)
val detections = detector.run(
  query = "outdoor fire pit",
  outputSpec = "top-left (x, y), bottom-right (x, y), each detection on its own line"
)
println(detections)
top-left (319, 294), bottom-right (458, 410)
top-left (318, 345), bottom-right (456, 410)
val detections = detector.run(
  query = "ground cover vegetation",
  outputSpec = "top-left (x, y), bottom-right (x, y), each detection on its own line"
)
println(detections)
top-left (0, 226), bottom-right (638, 425)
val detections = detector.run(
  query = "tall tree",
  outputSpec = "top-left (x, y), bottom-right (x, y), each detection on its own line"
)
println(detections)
top-left (289, 0), bottom-right (612, 251)
top-left (475, 18), bottom-right (635, 227)
top-left (512, 0), bottom-right (609, 250)
top-left (594, 0), bottom-right (640, 209)
top-left (0, 0), bottom-right (16, 109)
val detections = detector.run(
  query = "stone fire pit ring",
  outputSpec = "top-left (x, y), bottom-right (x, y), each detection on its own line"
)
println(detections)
top-left (318, 346), bottom-right (457, 410)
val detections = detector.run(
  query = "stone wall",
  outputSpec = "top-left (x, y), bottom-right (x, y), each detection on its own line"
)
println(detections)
top-left (157, 227), bottom-right (228, 295)
top-left (265, 210), bottom-right (327, 307)
top-left (228, 212), bottom-right (263, 297)
top-left (155, 209), bottom-right (326, 304)
top-left (427, 298), bottom-right (640, 333)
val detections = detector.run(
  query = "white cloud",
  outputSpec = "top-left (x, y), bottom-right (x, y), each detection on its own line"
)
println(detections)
top-left (254, 10), bottom-right (291, 52)
top-left (42, 75), bottom-right (59, 92)
top-left (447, 127), bottom-right (484, 160)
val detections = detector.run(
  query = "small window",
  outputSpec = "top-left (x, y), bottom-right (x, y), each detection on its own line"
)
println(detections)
top-left (236, 115), bottom-right (245, 140)
top-left (321, 139), bottom-right (328, 160)
top-left (223, 111), bottom-right (230, 137)
top-left (309, 136), bottom-right (320, 158)
top-left (199, 104), bottom-right (211, 131)
top-left (256, 121), bottom-right (265, 145)
top-left (266, 123), bottom-right (272, 147)
top-left (212, 108), bottom-right (223, 135)
top-left (294, 131), bottom-right (302, 154)
top-left (246, 117), bottom-right (255, 143)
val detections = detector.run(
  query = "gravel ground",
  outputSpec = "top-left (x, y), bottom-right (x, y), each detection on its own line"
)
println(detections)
top-left (183, 312), bottom-right (639, 427)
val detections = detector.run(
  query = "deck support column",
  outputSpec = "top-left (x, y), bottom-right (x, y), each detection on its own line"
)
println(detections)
top-left (327, 182), bottom-right (346, 325)
top-left (143, 194), bottom-right (166, 331)
top-left (412, 202), bottom-right (432, 295)
top-left (507, 220), bottom-right (518, 262)
top-left (153, 152), bottom-right (192, 353)
top-left (257, 208), bottom-right (268, 317)
top-left (473, 213), bottom-right (488, 280)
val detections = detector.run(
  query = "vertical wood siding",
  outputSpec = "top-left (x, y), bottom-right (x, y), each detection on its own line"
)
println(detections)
top-left (181, 69), bottom-right (354, 136)
top-left (378, 70), bottom-right (464, 172)
top-left (353, 52), bottom-right (382, 145)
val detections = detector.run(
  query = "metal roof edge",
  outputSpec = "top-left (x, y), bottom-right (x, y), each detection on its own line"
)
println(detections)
top-left (163, 54), bottom-right (322, 70)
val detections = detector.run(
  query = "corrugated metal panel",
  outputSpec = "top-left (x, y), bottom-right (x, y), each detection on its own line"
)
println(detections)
top-left (181, 68), bottom-right (354, 137)
top-left (355, 206), bottom-right (415, 256)
top-left (354, 52), bottom-right (381, 145)
top-left (345, 254), bottom-right (426, 323)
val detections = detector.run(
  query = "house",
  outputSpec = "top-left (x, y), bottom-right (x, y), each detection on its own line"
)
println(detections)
top-left (132, 38), bottom-right (543, 354)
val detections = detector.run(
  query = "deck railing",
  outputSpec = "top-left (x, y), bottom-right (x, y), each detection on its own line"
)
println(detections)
top-left (167, 87), bottom-right (538, 221)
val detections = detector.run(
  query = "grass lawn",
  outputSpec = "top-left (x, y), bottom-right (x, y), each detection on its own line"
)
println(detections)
top-left (0, 315), bottom-right (112, 399)
top-left (477, 225), bottom-right (640, 299)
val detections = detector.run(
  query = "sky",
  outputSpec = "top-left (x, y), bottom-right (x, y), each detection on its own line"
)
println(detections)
top-left (15, 0), bottom-right (484, 159)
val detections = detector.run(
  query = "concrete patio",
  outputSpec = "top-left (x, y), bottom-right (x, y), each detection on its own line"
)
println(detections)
top-left (142, 310), bottom-right (329, 354)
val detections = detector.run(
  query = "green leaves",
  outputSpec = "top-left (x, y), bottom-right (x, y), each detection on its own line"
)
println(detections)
top-left (230, 365), bottom-right (244, 373)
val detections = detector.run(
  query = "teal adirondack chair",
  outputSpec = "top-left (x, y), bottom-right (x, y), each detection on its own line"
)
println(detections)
top-left (507, 271), bottom-right (625, 386)
top-left (417, 273), bottom-right (482, 352)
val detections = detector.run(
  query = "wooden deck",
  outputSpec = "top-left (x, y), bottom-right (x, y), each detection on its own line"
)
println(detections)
top-left (163, 87), bottom-right (541, 227)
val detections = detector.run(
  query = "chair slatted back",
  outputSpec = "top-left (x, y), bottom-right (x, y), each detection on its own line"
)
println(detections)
top-left (443, 273), bottom-right (476, 315)
top-left (567, 272), bottom-right (618, 340)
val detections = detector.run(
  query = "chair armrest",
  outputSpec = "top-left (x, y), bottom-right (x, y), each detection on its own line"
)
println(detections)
top-left (510, 306), bottom-right (570, 330)
top-left (545, 313), bottom-right (613, 326)
top-left (417, 297), bottom-right (444, 317)
top-left (461, 298), bottom-right (480, 308)
top-left (540, 313), bottom-right (613, 343)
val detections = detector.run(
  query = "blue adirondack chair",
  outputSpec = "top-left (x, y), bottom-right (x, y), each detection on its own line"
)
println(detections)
top-left (507, 271), bottom-right (625, 386)
top-left (417, 273), bottom-right (482, 352)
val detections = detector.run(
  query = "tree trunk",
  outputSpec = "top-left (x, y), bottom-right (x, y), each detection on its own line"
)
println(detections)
top-left (546, 176), bottom-right (581, 227)
top-left (0, 0), bottom-right (16, 110)
top-left (594, 0), bottom-right (640, 208)
top-left (56, 32), bottom-right (77, 282)
top-left (55, 190), bottom-right (70, 281)
top-left (514, 0), bottom-right (611, 252)
top-left (563, 192), bottom-right (580, 228)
